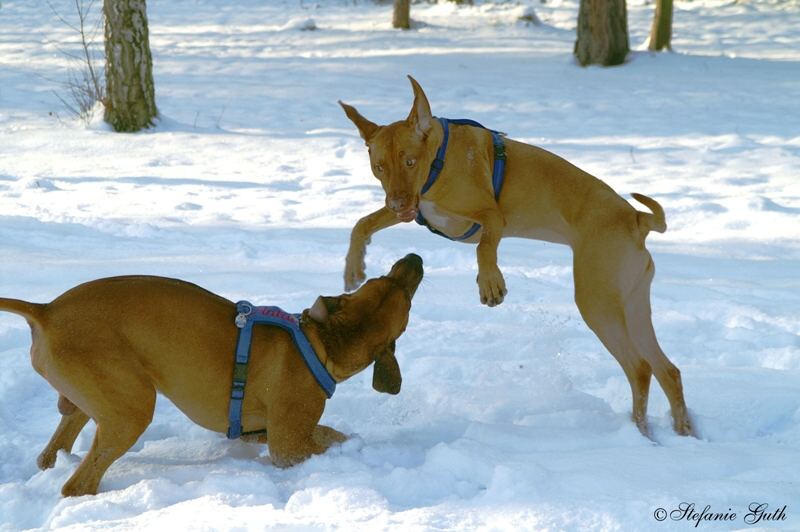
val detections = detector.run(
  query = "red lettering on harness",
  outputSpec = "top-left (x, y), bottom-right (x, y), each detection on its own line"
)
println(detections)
top-left (255, 306), bottom-right (298, 324)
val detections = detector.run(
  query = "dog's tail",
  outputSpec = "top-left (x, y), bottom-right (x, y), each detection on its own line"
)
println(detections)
top-left (631, 193), bottom-right (667, 236)
top-left (0, 298), bottom-right (45, 326)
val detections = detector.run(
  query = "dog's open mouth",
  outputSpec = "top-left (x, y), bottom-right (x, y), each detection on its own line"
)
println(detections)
top-left (395, 208), bottom-right (418, 223)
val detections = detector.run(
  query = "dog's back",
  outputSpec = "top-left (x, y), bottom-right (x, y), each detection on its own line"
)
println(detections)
top-left (1, 277), bottom-right (246, 432)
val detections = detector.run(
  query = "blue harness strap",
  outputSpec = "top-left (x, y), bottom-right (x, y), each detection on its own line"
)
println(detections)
top-left (415, 117), bottom-right (506, 241)
top-left (226, 301), bottom-right (336, 440)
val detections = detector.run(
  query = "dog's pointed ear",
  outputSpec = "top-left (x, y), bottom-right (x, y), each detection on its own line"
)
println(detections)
top-left (339, 100), bottom-right (378, 142)
top-left (372, 340), bottom-right (401, 395)
top-left (308, 296), bottom-right (332, 323)
top-left (406, 75), bottom-right (432, 138)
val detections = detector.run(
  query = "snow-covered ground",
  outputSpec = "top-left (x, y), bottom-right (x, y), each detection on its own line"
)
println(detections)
top-left (1, 0), bottom-right (799, 529)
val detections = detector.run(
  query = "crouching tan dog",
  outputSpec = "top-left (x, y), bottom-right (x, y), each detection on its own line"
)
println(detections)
top-left (339, 77), bottom-right (692, 438)
top-left (0, 253), bottom-right (423, 497)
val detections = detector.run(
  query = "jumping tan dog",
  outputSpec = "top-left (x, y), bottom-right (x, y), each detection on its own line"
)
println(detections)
top-left (0, 253), bottom-right (423, 497)
top-left (339, 77), bottom-right (692, 438)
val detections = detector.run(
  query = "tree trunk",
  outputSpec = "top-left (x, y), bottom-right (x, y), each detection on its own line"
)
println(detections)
top-left (103, 0), bottom-right (157, 132)
top-left (393, 0), bottom-right (410, 30)
top-left (648, 0), bottom-right (673, 51)
top-left (574, 0), bottom-right (630, 67)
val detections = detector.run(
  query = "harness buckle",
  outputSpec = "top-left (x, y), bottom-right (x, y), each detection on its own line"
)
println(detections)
top-left (232, 362), bottom-right (249, 383)
top-left (235, 301), bottom-right (253, 328)
top-left (494, 143), bottom-right (506, 161)
top-left (430, 158), bottom-right (444, 171)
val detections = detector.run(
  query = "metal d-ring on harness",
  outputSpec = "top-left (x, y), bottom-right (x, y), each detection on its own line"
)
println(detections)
top-left (415, 117), bottom-right (507, 241)
top-left (226, 301), bottom-right (336, 440)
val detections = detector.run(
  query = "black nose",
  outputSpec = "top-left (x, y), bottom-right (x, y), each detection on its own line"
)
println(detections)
top-left (404, 253), bottom-right (423, 266)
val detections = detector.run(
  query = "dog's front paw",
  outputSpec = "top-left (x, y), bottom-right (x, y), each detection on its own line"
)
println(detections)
top-left (344, 254), bottom-right (367, 291)
top-left (314, 425), bottom-right (348, 447)
top-left (477, 267), bottom-right (507, 307)
top-left (37, 449), bottom-right (57, 470)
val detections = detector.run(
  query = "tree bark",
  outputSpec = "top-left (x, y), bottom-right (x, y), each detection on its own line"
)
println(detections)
top-left (574, 0), bottom-right (630, 67)
top-left (648, 0), bottom-right (673, 51)
top-left (103, 0), bottom-right (157, 132)
top-left (393, 0), bottom-right (410, 30)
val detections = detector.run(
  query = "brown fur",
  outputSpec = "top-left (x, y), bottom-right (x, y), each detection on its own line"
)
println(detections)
top-left (339, 77), bottom-right (692, 438)
top-left (0, 254), bottom-right (423, 496)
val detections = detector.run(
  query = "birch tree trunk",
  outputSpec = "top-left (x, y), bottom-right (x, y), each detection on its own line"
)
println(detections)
top-left (393, 0), bottom-right (410, 30)
top-left (103, 0), bottom-right (157, 132)
top-left (648, 0), bottom-right (673, 51)
top-left (574, 0), bottom-right (630, 67)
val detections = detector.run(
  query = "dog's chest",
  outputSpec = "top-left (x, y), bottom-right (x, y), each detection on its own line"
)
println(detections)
top-left (418, 200), bottom-right (472, 233)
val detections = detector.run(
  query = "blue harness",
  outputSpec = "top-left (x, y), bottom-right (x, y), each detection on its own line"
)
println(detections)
top-left (226, 301), bottom-right (337, 440)
top-left (415, 117), bottom-right (507, 241)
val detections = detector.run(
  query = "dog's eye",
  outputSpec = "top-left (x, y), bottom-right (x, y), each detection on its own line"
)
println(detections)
top-left (374, 164), bottom-right (383, 174)
top-left (405, 158), bottom-right (416, 167)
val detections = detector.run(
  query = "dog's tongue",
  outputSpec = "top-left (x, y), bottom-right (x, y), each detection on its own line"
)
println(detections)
top-left (397, 209), bottom-right (418, 223)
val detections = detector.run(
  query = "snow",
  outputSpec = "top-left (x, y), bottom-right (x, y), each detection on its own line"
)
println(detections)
top-left (1, 0), bottom-right (799, 530)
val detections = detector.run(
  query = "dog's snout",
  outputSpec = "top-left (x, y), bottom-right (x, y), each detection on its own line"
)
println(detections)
top-left (386, 192), bottom-right (419, 223)
top-left (389, 254), bottom-right (424, 296)
top-left (387, 195), bottom-right (411, 212)
top-left (396, 253), bottom-right (423, 276)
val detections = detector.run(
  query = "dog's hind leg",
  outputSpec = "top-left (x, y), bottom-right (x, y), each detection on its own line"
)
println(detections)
top-left (624, 267), bottom-right (693, 436)
top-left (631, 359), bottom-right (653, 434)
top-left (59, 368), bottom-right (156, 496)
top-left (576, 244), bottom-right (693, 437)
top-left (38, 400), bottom-right (90, 470)
top-left (574, 289), bottom-right (654, 437)
top-left (573, 245), bottom-right (657, 437)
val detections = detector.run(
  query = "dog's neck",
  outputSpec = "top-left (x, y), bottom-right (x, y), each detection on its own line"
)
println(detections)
top-left (424, 118), bottom-right (445, 171)
top-left (299, 314), bottom-right (347, 383)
